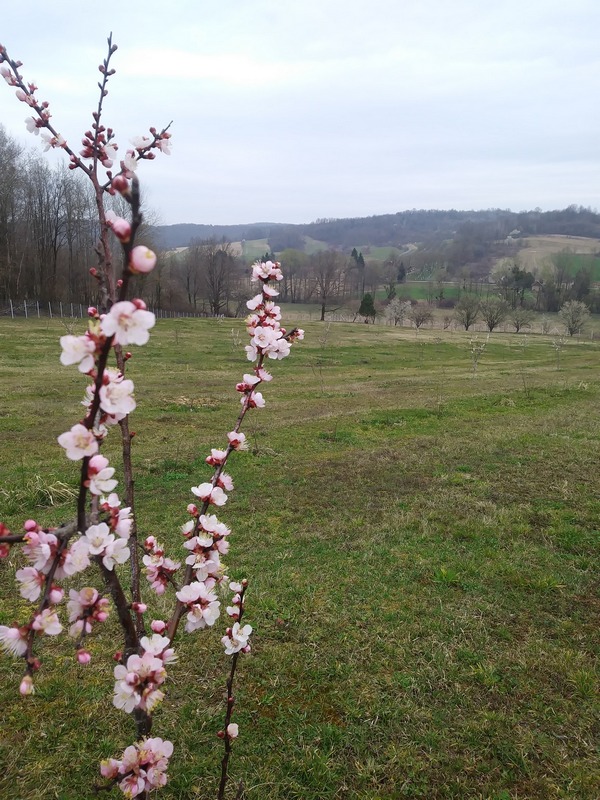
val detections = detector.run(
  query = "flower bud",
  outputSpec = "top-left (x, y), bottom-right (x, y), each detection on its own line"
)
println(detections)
top-left (132, 602), bottom-right (147, 614)
top-left (151, 619), bottom-right (166, 633)
top-left (77, 649), bottom-right (91, 665)
top-left (0, 544), bottom-right (10, 558)
top-left (111, 174), bottom-right (130, 196)
top-left (19, 675), bottom-right (34, 696)
top-left (129, 245), bottom-right (157, 275)
top-left (24, 519), bottom-right (37, 532)
top-left (227, 723), bottom-right (239, 739)
top-left (48, 586), bottom-right (64, 604)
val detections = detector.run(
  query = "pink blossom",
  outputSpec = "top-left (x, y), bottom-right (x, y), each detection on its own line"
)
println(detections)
top-left (222, 622), bottom-right (252, 655)
top-left (143, 553), bottom-right (180, 595)
top-left (41, 131), bottom-right (66, 151)
top-left (100, 758), bottom-right (120, 779)
top-left (100, 300), bottom-right (156, 346)
top-left (64, 537), bottom-right (91, 575)
top-left (245, 391), bottom-right (265, 409)
top-left (176, 581), bottom-right (221, 632)
top-left (15, 567), bottom-right (44, 601)
top-left (263, 284), bottom-right (279, 298)
top-left (59, 334), bottom-right (96, 372)
top-left (83, 523), bottom-right (130, 570)
top-left (217, 473), bottom-right (234, 491)
top-left (32, 609), bottom-right (62, 636)
top-left (77, 649), bottom-right (92, 664)
top-left (130, 245), bottom-right (157, 274)
top-left (113, 651), bottom-right (167, 713)
top-left (205, 448), bottom-right (227, 466)
top-left (58, 423), bottom-right (98, 460)
top-left (191, 483), bottom-right (227, 506)
top-left (131, 134), bottom-right (153, 150)
top-left (20, 675), bottom-right (34, 696)
top-left (0, 625), bottom-right (28, 657)
top-left (245, 343), bottom-right (258, 361)
top-left (227, 431), bottom-right (248, 450)
top-left (151, 620), bottom-right (167, 634)
top-left (25, 116), bottom-right (39, 135)
top-left (251, 260), bottom-right (283, 282)
top-left (99, 373), bottom-right (136, 416)
top-left (246, 294), bottom-right (263, 311)
top-left (87, 454), bottom-right (118, 496)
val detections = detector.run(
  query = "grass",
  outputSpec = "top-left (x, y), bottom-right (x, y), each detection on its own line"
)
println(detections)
top-left (0, 318), bottom-right (598, 799)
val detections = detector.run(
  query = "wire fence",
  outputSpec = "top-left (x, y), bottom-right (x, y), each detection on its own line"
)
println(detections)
top-left (0, 300), bottom-right (223, 320)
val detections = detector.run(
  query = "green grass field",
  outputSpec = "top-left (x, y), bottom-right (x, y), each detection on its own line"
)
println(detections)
top-left (0, 318), bottom-right (598, 799)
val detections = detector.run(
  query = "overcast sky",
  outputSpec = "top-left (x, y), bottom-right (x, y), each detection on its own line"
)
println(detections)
top-left (2, 0), bottom-right (600, 225)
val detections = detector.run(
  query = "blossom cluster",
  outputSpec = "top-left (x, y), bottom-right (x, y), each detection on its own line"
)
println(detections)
top-left (113, 634), bottom-right (175, 715)
top-left (100, 736), bottom-right (173, 798)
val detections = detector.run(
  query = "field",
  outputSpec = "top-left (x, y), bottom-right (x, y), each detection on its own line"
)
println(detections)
top-left (0, 317), bottom-right (598, 799)
top-left (509, 236), bottom-right (600, 275)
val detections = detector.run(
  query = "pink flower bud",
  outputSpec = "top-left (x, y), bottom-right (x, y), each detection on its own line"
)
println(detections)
top-left (132, 602), bottom-right (147, 614)
top-left (0, 544), bottom-right (10, 558)
top-left (77, 649), bottom-right (91, 665)
top-left (151, 619), bottom-right (166, 633)
top-left (48, 586), bottom-right (64, 604)
top-left (187, 504), bottom-right (198, 516)
top-left (227, 723), bottom-right (239, 739)
top-left (111, 174), bottom-right (130, 195)
top-left (96, 611), bottom-right (109, 623)
top-left (107, 215), bottom-right (131, 243)
top-left (116, 279), bottom-right (123, 288)
top-left (24, 519), bottom-right (37, 532)
top-left (88, 306), bottom-right (98, 317)
top-left (113, 650), bottom-right (122, 662)
top-left (132, 298), bottom-right (147, 310)
top-left (130, 246), bottom-right (157, 274)
top-left (216, 730), bottom-right (225, 739)
top-left (19, 675), bottom-right (34, 696)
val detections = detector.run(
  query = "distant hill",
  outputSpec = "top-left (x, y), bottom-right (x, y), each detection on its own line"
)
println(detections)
top-left (153, 206), bottom-right (600, 257)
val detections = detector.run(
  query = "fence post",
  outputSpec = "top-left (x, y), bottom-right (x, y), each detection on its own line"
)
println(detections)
top-left (60, 302), bottom-right (63, 317)
top-left (24, 301), bottom-right (28, 319)
top-left (70, 303), bottom-right (74, 318)
top-left (48, 302), bottom-right (53, 319)
top-left (37, 300), bottom-right (40, 318)
top-left (9, 299), bottom-right (14, 319)
top-left (80, 304), bottom-right (83, 318)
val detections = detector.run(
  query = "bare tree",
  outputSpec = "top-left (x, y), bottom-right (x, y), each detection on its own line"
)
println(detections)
top-left (454, 294), bottom-right (480, 330)
top-left (509, 307), bottom-right (534, 333)
top-left (407, 303), bottom-right (433, 329)
top-left (310, 250), bottom-right (345, 321)
top-left (480, 297), bottom-right (509, 332)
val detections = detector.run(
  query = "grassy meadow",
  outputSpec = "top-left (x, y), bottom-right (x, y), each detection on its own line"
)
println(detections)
top-left (0, 316), bottom-right (598, 799)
